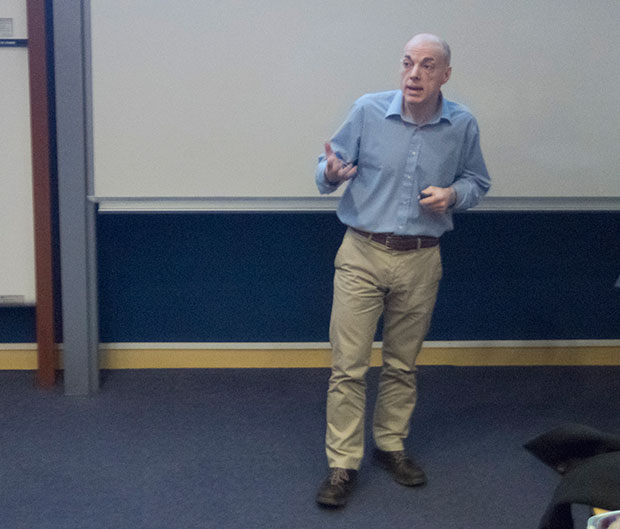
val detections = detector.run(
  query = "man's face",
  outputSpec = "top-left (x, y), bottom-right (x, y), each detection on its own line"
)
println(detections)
top-left (399, 38), bottom-right (451, 114)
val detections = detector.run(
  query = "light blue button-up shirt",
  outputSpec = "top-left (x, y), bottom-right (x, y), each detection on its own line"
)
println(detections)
top-left (316, 90), bottom-right (491, 237)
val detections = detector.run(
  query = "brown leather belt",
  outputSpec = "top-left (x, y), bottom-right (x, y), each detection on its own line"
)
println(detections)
top-left (351, 227), bottom-right (439, 251)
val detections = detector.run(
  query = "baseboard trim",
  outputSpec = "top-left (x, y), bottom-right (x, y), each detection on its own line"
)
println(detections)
top-left (2, 341), bottom-right (619, 369)
top-left (0, 346), bottom-right (40, 370)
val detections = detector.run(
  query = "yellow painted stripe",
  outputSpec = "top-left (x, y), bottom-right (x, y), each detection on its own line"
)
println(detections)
top-left (100, 347), bottom-right (346, 369)
top-left (99, 345), bottom-right (620, 369)
top-left (0, 349), bottom-right (39, 370)
top-left (2, 345), bottom-right (619, 370)
top-left (417, 346), bottom-right (620, 366)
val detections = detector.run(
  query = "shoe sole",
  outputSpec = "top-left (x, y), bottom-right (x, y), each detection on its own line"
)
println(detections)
top-left (316, 494), bottom-right (347, 508)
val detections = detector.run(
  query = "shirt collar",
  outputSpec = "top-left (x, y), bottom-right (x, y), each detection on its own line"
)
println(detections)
top-left (386, 91), bottom-right (452, 125)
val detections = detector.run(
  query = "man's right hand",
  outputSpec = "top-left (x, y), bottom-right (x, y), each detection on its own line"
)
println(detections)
top-left (324, 142), bottom-right (357, 185)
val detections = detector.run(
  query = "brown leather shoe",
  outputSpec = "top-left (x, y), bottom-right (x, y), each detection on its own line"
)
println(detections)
top-left (315, 467), bottom-right (358, 507)
top-left (373, 448), bottom-right (427, 486)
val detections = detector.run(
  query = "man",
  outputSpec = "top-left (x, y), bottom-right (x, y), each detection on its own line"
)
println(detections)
top-left (315, 33), bottom-right (491, 507)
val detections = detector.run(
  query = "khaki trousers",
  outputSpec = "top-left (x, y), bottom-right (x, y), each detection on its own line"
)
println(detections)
top-left (326, 228), bottom-right (442, 469)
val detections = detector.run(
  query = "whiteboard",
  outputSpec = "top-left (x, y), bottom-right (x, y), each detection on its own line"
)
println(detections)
top-left (0, 0), bottom-right (35, 304)
top-left (89, 0), bottom-right (620, 206)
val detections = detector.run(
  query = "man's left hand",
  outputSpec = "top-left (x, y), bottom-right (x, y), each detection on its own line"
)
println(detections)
top-left (419, 186), bottom-right (456, 214)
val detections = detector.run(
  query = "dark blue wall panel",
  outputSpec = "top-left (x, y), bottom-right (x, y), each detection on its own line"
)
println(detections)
top-left (94, 212), bottom-right (619, 343)
top-left (96, 213), bottom-right (345, 342)
top-left (0, 307), bottom-right (36, 342)
top-left (436, 212), bottom-right (620, 340)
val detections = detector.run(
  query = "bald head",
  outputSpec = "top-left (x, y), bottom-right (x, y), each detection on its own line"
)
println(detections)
top-left (405, 33), bottom-right (451, 66)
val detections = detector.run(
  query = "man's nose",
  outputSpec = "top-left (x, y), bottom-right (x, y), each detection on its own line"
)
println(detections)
top-left (409, 64), bottom-right (421, 79)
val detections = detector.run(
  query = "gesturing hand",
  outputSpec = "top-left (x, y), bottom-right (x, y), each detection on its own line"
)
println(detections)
top-left (324, 142), bottom-right (357, 185)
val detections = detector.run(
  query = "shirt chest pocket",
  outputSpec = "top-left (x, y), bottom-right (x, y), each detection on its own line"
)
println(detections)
top-left (417, 141), bottom-right (463, 188)
top-left (357, 118), bottom-right (411, 175)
